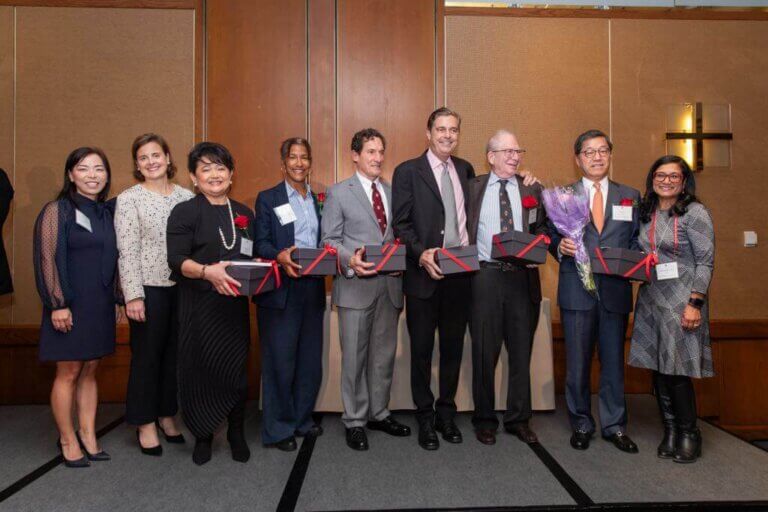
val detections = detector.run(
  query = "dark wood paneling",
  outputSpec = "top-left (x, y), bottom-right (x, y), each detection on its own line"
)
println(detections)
top-left (435, 0), bottom-right (445, 108)
top-left (308, 0), bottom-right (336, 192)
top-left (719, 339), bottom-right (768, 427)
top-left (0, 0), bottom-right (196, 7)
top-left (206, 0), bottom-right (307, 207)
top-left (445, 6), bottom-right (768, 21)
top-left (337, 0), bottom-right (436, 181)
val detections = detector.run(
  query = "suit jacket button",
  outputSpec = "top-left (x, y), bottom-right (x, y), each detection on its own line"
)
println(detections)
top-left (440, 230), bottom-right (445, 235)
top-left (346, 268), bottom-right (355, 278)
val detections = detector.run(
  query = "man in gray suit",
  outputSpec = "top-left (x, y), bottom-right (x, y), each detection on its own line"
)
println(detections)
top-left (321, 128), bottom-right (410, 451)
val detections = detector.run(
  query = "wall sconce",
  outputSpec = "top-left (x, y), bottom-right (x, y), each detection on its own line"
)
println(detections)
top-left (665, 102), bottom-right (732, 171)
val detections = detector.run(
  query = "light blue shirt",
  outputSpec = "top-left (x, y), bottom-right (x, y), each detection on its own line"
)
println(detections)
top-left (477, 172), bottom-right (523, 262)
top-left (285, 181), bottom-right (319, 249)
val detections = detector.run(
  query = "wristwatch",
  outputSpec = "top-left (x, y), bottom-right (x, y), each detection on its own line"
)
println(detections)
top-left (688, 297), bottom-right (705, 310)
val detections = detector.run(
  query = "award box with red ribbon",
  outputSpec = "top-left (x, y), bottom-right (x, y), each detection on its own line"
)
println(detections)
top-left (363, 239), bottom-right (406, 273)
top-left (295, 245), bottom-right (339, 276)
top-left (591, 247), bottom-right (657, 282)
top-left (226, 261), bottom-right (282, 295)
top-left (490, 231), bottom-right (550, 265)
top-left (435, 245), bottom-right (480, 275)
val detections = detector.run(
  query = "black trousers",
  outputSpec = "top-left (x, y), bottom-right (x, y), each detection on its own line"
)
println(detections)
top-left (126, 286), bottom-right (180, 426)
top-left (406, 275), bottom-right (470, 423)
top-left (470, 267), bottom-right (539, 430)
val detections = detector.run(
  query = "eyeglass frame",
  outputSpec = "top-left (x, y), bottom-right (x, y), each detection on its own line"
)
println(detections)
top-left (490, 148), bottom-right (526, 157)
top-left (579, 147), bottom-right (612, 159)
top-left (653, 172), bottom-right (684, 183)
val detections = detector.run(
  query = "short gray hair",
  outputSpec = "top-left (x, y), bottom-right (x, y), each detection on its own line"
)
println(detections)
top-left (485, 129), bottom-right (516, 154)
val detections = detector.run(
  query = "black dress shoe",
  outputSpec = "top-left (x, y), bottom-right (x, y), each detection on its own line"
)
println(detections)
top-left (418, 422), bottom-right (439, 451)
top-left (345, 427), bottom-right (369, 451)
top-left (136, 430), bottom-right (163, 456)
top-left (673, 429), bottom-right (701, 464)
top-left (192, 435), bottom-right (213, 465)
top-left (57, 440), bottom-right (90, 468)
top-left (435, 419), bottom-right (462, 443)
top-left (475, 429), bottom-right (496, 445)
top-left (604, 432), bottom-right (639, 454)
top-left (505, 423), bottom-right (538, 444)
top-left (296, 424), bottom-right (324, 437)
top-left (156, 420), bottom-right (186, 444)
top-left (270, 436), bottom-right (298, 452)
top-left (367, 416), bottom-right (411, 437)
top-left (570, 430), bottom-right (592, 450)
top-left (76, 432), bottom-right (111, 461)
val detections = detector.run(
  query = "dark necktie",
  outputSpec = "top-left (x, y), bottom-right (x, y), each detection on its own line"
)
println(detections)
top-left (371, 182), bottom-right (387, 235)
top-left (498, 179), bottom-right (515, 233)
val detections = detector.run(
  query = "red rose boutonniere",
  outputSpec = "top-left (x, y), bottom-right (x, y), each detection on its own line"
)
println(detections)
top-left (522, 196), bottom-right (539, 209)
top-left (619, 198), bottom-right (636, 207)
top-left (316, 192), bottom-right (326, 213)
top-left (234, 214), bottom-right (249, 234)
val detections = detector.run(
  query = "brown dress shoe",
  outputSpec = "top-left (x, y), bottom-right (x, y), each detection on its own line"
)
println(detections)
top-left (475, 429), bottom-right (496, 445)
top-left (505, 423), bottom-right (538, 444)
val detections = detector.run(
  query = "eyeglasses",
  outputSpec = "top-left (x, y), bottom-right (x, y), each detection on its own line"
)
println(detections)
top-left (653, 173), bottom-right (683, 183)
top-left (580, 148), bottom-right (611, 159)
top-left (491, 148), bottom-right (526, 157)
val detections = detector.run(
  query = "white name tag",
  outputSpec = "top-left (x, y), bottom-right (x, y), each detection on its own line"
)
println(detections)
top-left (655, 262), bottom-right (679, 281)
top-left (75, 209), bottom-right (92, 232)
top-left (240, 238), bottom-right (253, 257)
top-left (274, 203), bottom-right (297, 226)
top-left (528, 208), bottom-right (537, 224)
top-left (612, 205), bottom-right (633, 222)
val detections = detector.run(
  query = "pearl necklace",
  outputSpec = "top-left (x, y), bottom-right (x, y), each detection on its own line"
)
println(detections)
top-left (218, 198), bottom-right (237, 250)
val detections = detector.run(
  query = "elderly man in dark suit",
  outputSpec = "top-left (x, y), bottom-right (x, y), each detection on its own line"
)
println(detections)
top-left (466, 130), bottom-right (547, 446)
top-left (321, 128), bottom-right (409, 451)
top-left (549, 129), bottom-right (641, 453)
top-left (392, 107), bottom-right (474, 450)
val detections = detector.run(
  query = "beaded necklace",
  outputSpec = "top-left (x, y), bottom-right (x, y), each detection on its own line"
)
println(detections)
top-left (218, 198), bottom-right (237, 250)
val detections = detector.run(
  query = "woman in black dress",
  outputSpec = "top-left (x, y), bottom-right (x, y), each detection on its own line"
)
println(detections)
top-left (33, 147), bottom-right (122, 467)
top-left (167, 142), bottom-right (254, 465)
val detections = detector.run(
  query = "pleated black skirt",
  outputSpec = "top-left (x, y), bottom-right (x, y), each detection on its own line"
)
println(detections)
top-left (177, 286), bottom-right (250, 438)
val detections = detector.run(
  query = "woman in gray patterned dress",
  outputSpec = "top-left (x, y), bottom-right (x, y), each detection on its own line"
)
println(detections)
top-left (629, 155), bottom-right (714, 464)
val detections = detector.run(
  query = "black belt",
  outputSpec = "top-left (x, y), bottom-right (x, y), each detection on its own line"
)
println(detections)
top-left (479, 260), bottom-right (523, 272)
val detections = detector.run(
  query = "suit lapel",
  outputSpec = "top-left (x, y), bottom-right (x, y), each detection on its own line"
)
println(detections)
top-left (574, 180), bottom-right (598, 238)
top-left (601, 180), bottom-right (621, 238)
top-left (382, 180), bottom-right (394, 241)
top-left (416, 153), bottom-right (442, 202)
top-left (349, 176), bottom-right (383, 241)
top-left (275, 182), bottom-right (296, 245)
top-left (469, 174), bottom-right (490, 243)
top-left (516, 174), bottom-right (531, 234)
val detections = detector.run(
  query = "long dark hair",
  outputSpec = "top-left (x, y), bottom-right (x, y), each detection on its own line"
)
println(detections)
top-left (639, 155), bottom-right (699, 223)
top-left (56, 147), bottom-right (112, 202)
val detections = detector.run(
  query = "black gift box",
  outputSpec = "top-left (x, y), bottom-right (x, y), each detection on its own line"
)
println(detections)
top-left (490, 231), bottom-right (549, 265)
top-left (591, 247), bottom-right (654, 282)
top-left (435, 245), bottom-right (480, 275)
top-left (294, 248), bottom-right (338, 276)
top-left (225, 262), bottom-right (278, 295)
top-left (363, 243), bottom-right (406, 273)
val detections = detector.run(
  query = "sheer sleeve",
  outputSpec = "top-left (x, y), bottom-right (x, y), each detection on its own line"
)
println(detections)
top-left (33, 201), bottom-right (72, 310)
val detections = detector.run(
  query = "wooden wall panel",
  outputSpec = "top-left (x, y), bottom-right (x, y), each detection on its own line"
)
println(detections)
top-left (0, 7), bottom-right (13, 324)
top-left (13, 7), bottom-right (195, 325)
top-left (206, 0), bottom-right (307, 207)
top-left (308, 0), bottom-right (336, 191)
top-left (446, 16), bottom-right (610, 320)
top-left (337, 0), bottom-right (437, 182)
top-left (610, 19), bottom-right (768, 320)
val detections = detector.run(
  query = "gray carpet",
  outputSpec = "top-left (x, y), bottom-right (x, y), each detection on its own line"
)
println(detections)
top-left (0, 406), bottom-right (298, 512)
top-left (296, 412), bottom-right (575, 511)
top-left (0, 403), bottom-right (124, 489)
top-left (535, 394), bottom-right (768, 503)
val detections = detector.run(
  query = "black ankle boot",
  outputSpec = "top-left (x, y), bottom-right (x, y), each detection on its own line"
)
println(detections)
top-left (653, 372), bottom-right (677, 459)
top-left (669, 376), bottom-right (701, 463)
top-left (192, 435), bottom-right (213, 466)
top-left (227, 402), bottom-right (250, 463)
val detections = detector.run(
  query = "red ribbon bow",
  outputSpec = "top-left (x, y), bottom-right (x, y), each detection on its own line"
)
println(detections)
top-left (255, 260), bottom-right (282, 294)
top-left (374, 239), bottom-right (402, 272)
top-left (437, 247), bottom-right (472, 272)
top-left (301, 244), bottom-right (339, 276)
top-left (492, 233), bottom-right (551, 259)
top-left (594, 248), bottom-right (658, 280)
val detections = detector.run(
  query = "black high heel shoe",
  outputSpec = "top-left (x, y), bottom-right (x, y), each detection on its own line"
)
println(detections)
top-left (136, 429), bottom-right (163, 456)
top-left (56, 439), bottom-right (90, 468)
top-left (76, 432), bottom-right (111, 461)
top-left (156, 420), bottom-right (186, 444)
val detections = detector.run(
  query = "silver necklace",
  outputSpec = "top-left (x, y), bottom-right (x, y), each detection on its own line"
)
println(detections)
top-left (218, 198), bottom-right (237, 250)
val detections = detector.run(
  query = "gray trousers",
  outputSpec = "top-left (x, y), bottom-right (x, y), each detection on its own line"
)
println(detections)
top-left (337, 279), bottom-right (400, 428)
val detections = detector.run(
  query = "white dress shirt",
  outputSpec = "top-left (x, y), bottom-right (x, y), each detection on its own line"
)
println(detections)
top-left (582, 175), bottom-right (609, 212)
top-left (356, 171), bottom-right (389, 223)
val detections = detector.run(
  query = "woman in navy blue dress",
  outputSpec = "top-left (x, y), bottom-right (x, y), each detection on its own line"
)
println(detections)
top-left (33, 147), bottom-right (123, 468)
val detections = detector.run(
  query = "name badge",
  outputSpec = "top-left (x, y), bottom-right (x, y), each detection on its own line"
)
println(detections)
top-left (612, 205), bottom-right (633, 222)
top-left (528, 208), bottom-right (537, 225)
top-left (240, 238), bottom-right (253, 257)
top-left (274, 203), bottom-right (297, 226)
top-left (75, 209), bottom-right (93, 233)
top-left (655, 262), bottom-right (679, 281)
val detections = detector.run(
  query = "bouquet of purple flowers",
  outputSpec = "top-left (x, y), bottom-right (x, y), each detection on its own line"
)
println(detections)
top-left (542, 186), bottom-right (597, 297)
